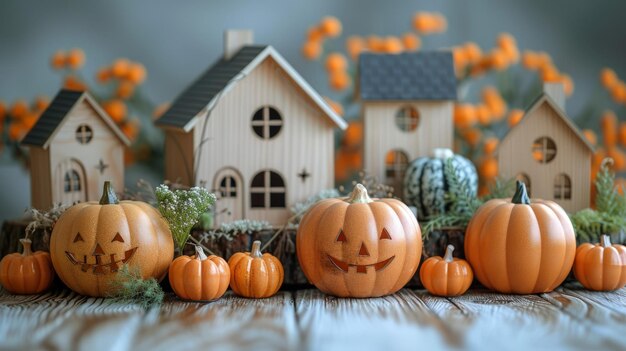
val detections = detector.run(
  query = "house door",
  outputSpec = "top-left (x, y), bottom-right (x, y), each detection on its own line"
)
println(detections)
top-left (213, 168), bottom-right (244, 226)
top-left (56, 158), bottom-right (87, 205)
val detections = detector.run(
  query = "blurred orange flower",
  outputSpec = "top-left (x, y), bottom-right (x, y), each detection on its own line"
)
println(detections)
top-left (51, 51), bottom-right (66, 70)
top-left (329, 71), bottom-right (351, 91)
top-left (476, 104), bottom-right (492, 125)
top-left (307, 26), bottom-right (323, 42)
top-left (34, 96), bottom-right (50, 111)
top-left (103, 99), bottom-right (127, 123)
top-left (483, 137), bottom-right (499, 155)
top-left (320, 16), bottom-right (342, 37)
top-left (112, 58), bottom-right (131, 78)
top-left (324, 97), bottom-right (344, 117)
top-left (412, 12), bottom-right (447, 34)
top-left (116, 81), bottom-right (135, 99)
top-left (10, 100), bottom-right (29, 119)
top-left (325, 53), bottom-right (348, 73)
top-left (302, 41), bottom-right (322, 60)
top-left (346, 36), bottom-right (365, 60)
top-left (507, 109), bottom-right (525, 127)
top-left (619, 122), bottom-right (626, 147)
top-left (600, 68), bottom-right (618, 90)
top-left (454, 104), bottom-right (477, 129)
top-left (127, 63), bottom-right (147, 84)
top-left (97, 67), bottom-right (112, 83)
top-left (382, 37), bottom-right (403, 54)
top-left (583, 129), bottom-right (597, 146)
top-left (402, 33), bottom-right (421, 51)
top-left (63, 75), bottom-right (87, 91)
top-left (482, 87), bottom-right (507, 119)
top-left (66, 48), bottom-right (85, 70)
top-left (601, 110), bottom-right (618, 148)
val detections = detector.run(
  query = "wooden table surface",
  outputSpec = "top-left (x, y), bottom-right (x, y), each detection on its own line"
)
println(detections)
top-left (1, 284), bottom-right (625, 351)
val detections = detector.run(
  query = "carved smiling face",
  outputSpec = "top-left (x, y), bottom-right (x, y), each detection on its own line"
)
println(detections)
top-left (326, 228), bottom-right (395, 274)
top-left (296, 184), bottom-right (423, 298)
top-left (65, 231), bottom-right (138, 275)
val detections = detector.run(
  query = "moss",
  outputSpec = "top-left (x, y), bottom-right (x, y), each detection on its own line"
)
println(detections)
top-left (107, 265), bottom-right (164, 310)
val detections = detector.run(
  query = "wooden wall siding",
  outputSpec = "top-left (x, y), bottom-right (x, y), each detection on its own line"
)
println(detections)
top-left (29, 147), bottom-right (52, 210)
top-left (192, 57), bottom-right (335, 226)
top-left (362, 101), bottom-right (453, 191)
top-left (164, 130), bottom-right (194, 186)
top-left (498, 101), bottom-right (591, 213)
top-left (47, 100), bottom-right (125, 206)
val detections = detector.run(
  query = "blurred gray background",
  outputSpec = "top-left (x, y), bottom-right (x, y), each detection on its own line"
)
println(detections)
top-left (1, 0), bottom-right (625, 222)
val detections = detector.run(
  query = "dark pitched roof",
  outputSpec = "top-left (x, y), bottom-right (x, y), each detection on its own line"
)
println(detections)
top-left (21, 89), bottom-right (130, 148)
top-left (156, 45), bottom-right (269, 129)
top-left (21, 89), bottom-right (84, 147)
top-left (358, 51), bottom-right (457, 101)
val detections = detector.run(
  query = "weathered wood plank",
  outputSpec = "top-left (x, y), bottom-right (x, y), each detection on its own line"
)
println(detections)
top-left (448, 289), bottom-right (625, 350)
top-left (0, 287), bottom-right (298, 351)
top-left (560, 285), bottom-right (626, 314)
top-left (294, 289), bottom-right (454, 350)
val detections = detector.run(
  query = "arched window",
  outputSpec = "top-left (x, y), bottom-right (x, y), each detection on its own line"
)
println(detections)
top-left (75, 124), bottom-right (93, 144)
top-left (385, 150), bottom-right (409, 181)
top-left (219, 176), bottom-right (237, 198)
top-left (395, 106), bottom-right (419, 132)
top-left (251, 106), bottom-right (283, 140)
top-left (250, 170), bottom-right (286, 208)
top-left (554, 173), bottom-right (572, 200)
top-left (532, 137), bottom-right (557, 164)
top-left (515, 173), bottom-right (532, 197)
top-left (64, 170), bottom-right (81, 193)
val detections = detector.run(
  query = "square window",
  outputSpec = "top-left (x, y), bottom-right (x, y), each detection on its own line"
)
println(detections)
top-left (251, 193), bottom-right (265, 208)
top-left (270, 193), bottom-right (285, 208)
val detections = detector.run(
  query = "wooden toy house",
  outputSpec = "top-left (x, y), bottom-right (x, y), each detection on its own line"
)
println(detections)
top-left (357, 52), bottom-right (457, 196)
top-left (21, 89), bottom-right (130, 210)
top-left (156, 30), bottom-right (347, 226)
top-left (496, 82), bottom-right (593, 213)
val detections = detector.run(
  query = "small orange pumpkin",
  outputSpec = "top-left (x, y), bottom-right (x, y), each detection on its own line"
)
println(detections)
top-left (464, 181), bottom-right (576, 294)
top-left (228, 241), bottom-right (283, 298)
top-left (169, 245), bottom-right (230, 301)
top-left (420, 245), bottom-right (473, 296)
top-left (0, 239), bottom-right (55, 294)
top-left (574, 235), bottom-right (626, 291)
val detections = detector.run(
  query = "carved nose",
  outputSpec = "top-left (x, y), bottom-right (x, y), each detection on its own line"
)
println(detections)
top-left (93, 243), bottom-right (105, 256)
top-left (358, 242), bottom-right (370, 257)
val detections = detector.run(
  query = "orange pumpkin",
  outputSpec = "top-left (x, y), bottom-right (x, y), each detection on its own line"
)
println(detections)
top-left (297, 183), bottom-right (422, 298)
top-left (465, 181), bottom-right (576, 294)
top-left (169, 246), bottom-right (230, 301)
top-left (228, 241), bottom-right (283, 298)
top-left (50, 181), bottom-right (174, 297)
top-left (0, 239), bottom-right (54, 294)
top-left (573, 235), bottom-right (626, 291)
top-left (420, 245), bottom-right (473, 296)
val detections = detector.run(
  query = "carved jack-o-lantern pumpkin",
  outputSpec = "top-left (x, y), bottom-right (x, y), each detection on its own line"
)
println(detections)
top-left (297, 184), bottom-right (422, 298)
top-left (50, 182), bottom-right (174, 297)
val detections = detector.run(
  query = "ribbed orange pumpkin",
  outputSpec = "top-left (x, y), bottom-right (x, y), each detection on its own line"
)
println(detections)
top-left (420, 245), bottom-right (473, 296)
top-left (228, 241), bottom-right (283, 298)
top-left (50, 182), bottom-right (174, 297)
top-left (465, 181), bottom-right (576, 294)
top-left (574, 235), bottom-right (626, 291)
top-left (297, 183), bottom-right (422, 298)
top-left (0, 239), bottom-right (54, 294)
top-left (169, 246), bottom-right (230, 301)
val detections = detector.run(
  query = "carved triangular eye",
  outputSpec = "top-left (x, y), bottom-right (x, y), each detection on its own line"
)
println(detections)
top-left (73, 232), bottom-right (84, 243)
top-left (111, 233), bottom-right (124, 243)
top-left (336, 229), bottom-right (347, 243)
top-left (380, 228), bottom-right (392, 240)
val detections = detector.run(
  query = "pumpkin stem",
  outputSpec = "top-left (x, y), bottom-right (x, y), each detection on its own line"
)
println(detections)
top-left (20, 238), bottom-right (33, 256)
top-left (432, 148), bottom-right (454, 160)
top-left (99, 181), bottom-right (119, 205)
top-left (251, 240), bottom-right (263, 258)
top-left (443, 244), bottom-right (455, 263)
top-left (511, 180), bottom-right (531, 205)
top-left (194, 245), bottom-right (208, 261)
top-left (346, 183), bottom-right (373, 204)
top-left (601, 234), bottom-right (612, 248)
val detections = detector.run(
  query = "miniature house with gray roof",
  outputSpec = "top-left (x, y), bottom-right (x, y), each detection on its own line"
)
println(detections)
top-left (496, 82), bottom-right (593, 213)
top-left (358, 51), bottom-right (457, 196)
top-left (21, 89), bottom-right (130, 210)
top-left (156, 30), bottom-right (347, 226)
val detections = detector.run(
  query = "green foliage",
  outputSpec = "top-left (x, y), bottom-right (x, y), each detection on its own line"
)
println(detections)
top-left (422, 158), bottom-right (483, 238)
top-left (482, 177), bottom-right (516, 201)
top-left (290, 189), bottom-right (341, 223)
top-left (570, 160), bottom-right (626, 242)
top-left (155, 184), bottom-right (216, 253)
top-left (108, 265), bottom-right (164, 310)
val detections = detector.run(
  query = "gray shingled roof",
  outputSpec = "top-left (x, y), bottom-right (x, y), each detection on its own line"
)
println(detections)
top-left (358, 51), bottom-right (457, 101)
top-left (156, 45), bottom-right (268, 129)
top-left (21, 89), bottom-right (85, 147)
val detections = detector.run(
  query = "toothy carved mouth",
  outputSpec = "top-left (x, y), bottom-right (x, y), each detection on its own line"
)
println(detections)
top-left (327, 254), bottom-right (395, 273)
top-left (65, 247), bottom-right (138, 275)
